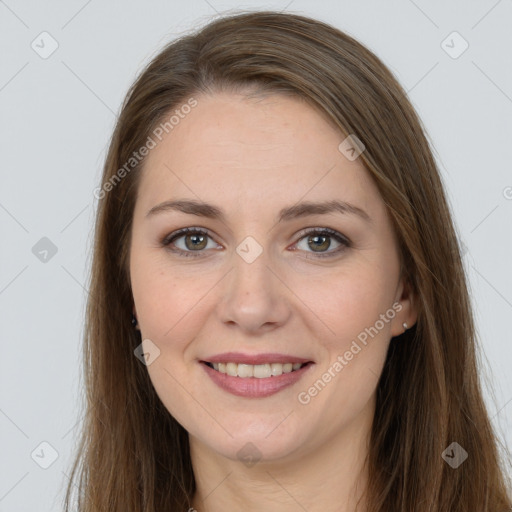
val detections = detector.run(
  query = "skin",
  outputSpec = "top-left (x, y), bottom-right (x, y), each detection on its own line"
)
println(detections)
top-left (129, 90), bottom-right (417, 512)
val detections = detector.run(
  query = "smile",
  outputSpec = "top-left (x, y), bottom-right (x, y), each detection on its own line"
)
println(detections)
top-left (200, 359), bottom-right (314, 398)
top-left (204, 361), bottom-right (307, 378)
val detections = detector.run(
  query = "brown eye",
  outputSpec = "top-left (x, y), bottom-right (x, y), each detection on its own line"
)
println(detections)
top-left (294, 228), bottom-right (350, 258)
top-left (183, 232), bottom-right (208, 250)
top-left (162, 228), bottom-right (218, 257)
top-left (307, 234), bottom-right (332, 252)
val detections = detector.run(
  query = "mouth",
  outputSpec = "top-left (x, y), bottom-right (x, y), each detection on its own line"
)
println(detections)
top-left (201, 361), bottom-right (313, 378)
top-left (199, 357), bottom-right (315, 398)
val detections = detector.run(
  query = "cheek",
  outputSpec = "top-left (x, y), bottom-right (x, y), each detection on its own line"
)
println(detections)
top-left (294, 262), bottom-right (396, 353)
top-left (293, 271), bottom-right (395, 438)
top-left (295, 264), bottom-right (397, 414)
top-left (131, 252), bottom-right (213, 345)
top-left (130, 256), bottom-right (215, 429)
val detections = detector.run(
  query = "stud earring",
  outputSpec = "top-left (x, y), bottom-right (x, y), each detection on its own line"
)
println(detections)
top-left (402, 322), bottom-right (408, 331)
top-left (131, 313), bottom-right (138, 329)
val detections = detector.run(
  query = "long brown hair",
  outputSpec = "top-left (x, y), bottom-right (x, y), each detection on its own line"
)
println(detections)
top-left (63, 10), bottom-right (512, 511)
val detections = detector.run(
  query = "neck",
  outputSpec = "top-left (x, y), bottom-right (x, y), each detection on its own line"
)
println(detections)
top-left (189, 395), bottom-right (374, 512)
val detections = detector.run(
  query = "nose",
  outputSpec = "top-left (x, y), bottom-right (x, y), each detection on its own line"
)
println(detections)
top-left (216, 246), bottom-right (292, 334)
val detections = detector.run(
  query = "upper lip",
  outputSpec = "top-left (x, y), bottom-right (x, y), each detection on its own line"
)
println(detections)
top-left (201, 352), bottom-right (313, 365)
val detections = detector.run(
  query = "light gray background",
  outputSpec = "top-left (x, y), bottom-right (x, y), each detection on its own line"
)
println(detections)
top-left (1, 1), bottom-right (511, 510)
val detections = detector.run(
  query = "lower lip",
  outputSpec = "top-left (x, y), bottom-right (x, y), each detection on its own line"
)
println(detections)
top-left (201, 362), bottom-right (314, 398)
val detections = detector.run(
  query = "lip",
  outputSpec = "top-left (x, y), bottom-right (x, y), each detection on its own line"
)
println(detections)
top-left (200, 358), bottom-right (315, 398)
top-left (202, 352), bottom-right (313, 365)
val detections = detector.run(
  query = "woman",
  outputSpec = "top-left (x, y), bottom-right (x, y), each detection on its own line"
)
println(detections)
top-left (64, 10), bottom-right (512, 512)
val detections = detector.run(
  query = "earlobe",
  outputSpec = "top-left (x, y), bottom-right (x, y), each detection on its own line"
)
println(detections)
top-left (132, 305), bottom-right (140, 330)
top-left (392, 277), bottom-right (418, 337)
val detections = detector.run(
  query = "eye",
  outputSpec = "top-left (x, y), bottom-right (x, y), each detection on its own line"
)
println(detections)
top-left (292, 228), bottom-right (350, 259)
top-left (161, 227), bottom-right (351, 259)
top-left (161, 227), bottom-right (220, 257)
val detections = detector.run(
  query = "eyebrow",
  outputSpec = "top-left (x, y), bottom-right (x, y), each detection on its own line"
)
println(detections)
top-left (145, 198), bottom-right (371, 224)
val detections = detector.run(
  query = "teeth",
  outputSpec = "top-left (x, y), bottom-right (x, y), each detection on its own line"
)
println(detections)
top-left (271, 363), bottom-right (283, 376)
top-left (237, 364), bottom-right (254, 378)
top-left (209, 361), bottom-right (305, 378)
top-left (283, 363), bottom-right (292, 373)
top-left (226, 362), bottom-right (238, 377)
top-left (254, 364), bottom-right (271, 378)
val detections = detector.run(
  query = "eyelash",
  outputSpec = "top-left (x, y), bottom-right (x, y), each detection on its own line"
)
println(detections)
top-left (161, 227), bottom-right (351, 259)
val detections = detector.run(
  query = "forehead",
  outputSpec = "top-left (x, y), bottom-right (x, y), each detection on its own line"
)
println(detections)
top-left (135, 91), bottom-right (383, 220)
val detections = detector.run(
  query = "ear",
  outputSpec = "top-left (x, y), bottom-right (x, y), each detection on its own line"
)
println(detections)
top-left (390, 274), bottom-right (418, 337)
top-left (132, 304), bottom-right (140, 331)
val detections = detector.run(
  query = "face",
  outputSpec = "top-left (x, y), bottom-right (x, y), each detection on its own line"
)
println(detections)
top-left (129, 90), bottom-right (416, 464)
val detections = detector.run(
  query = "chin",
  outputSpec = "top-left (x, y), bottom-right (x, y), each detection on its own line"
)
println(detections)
top-left (190, 417), bottom-right (312, 465)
